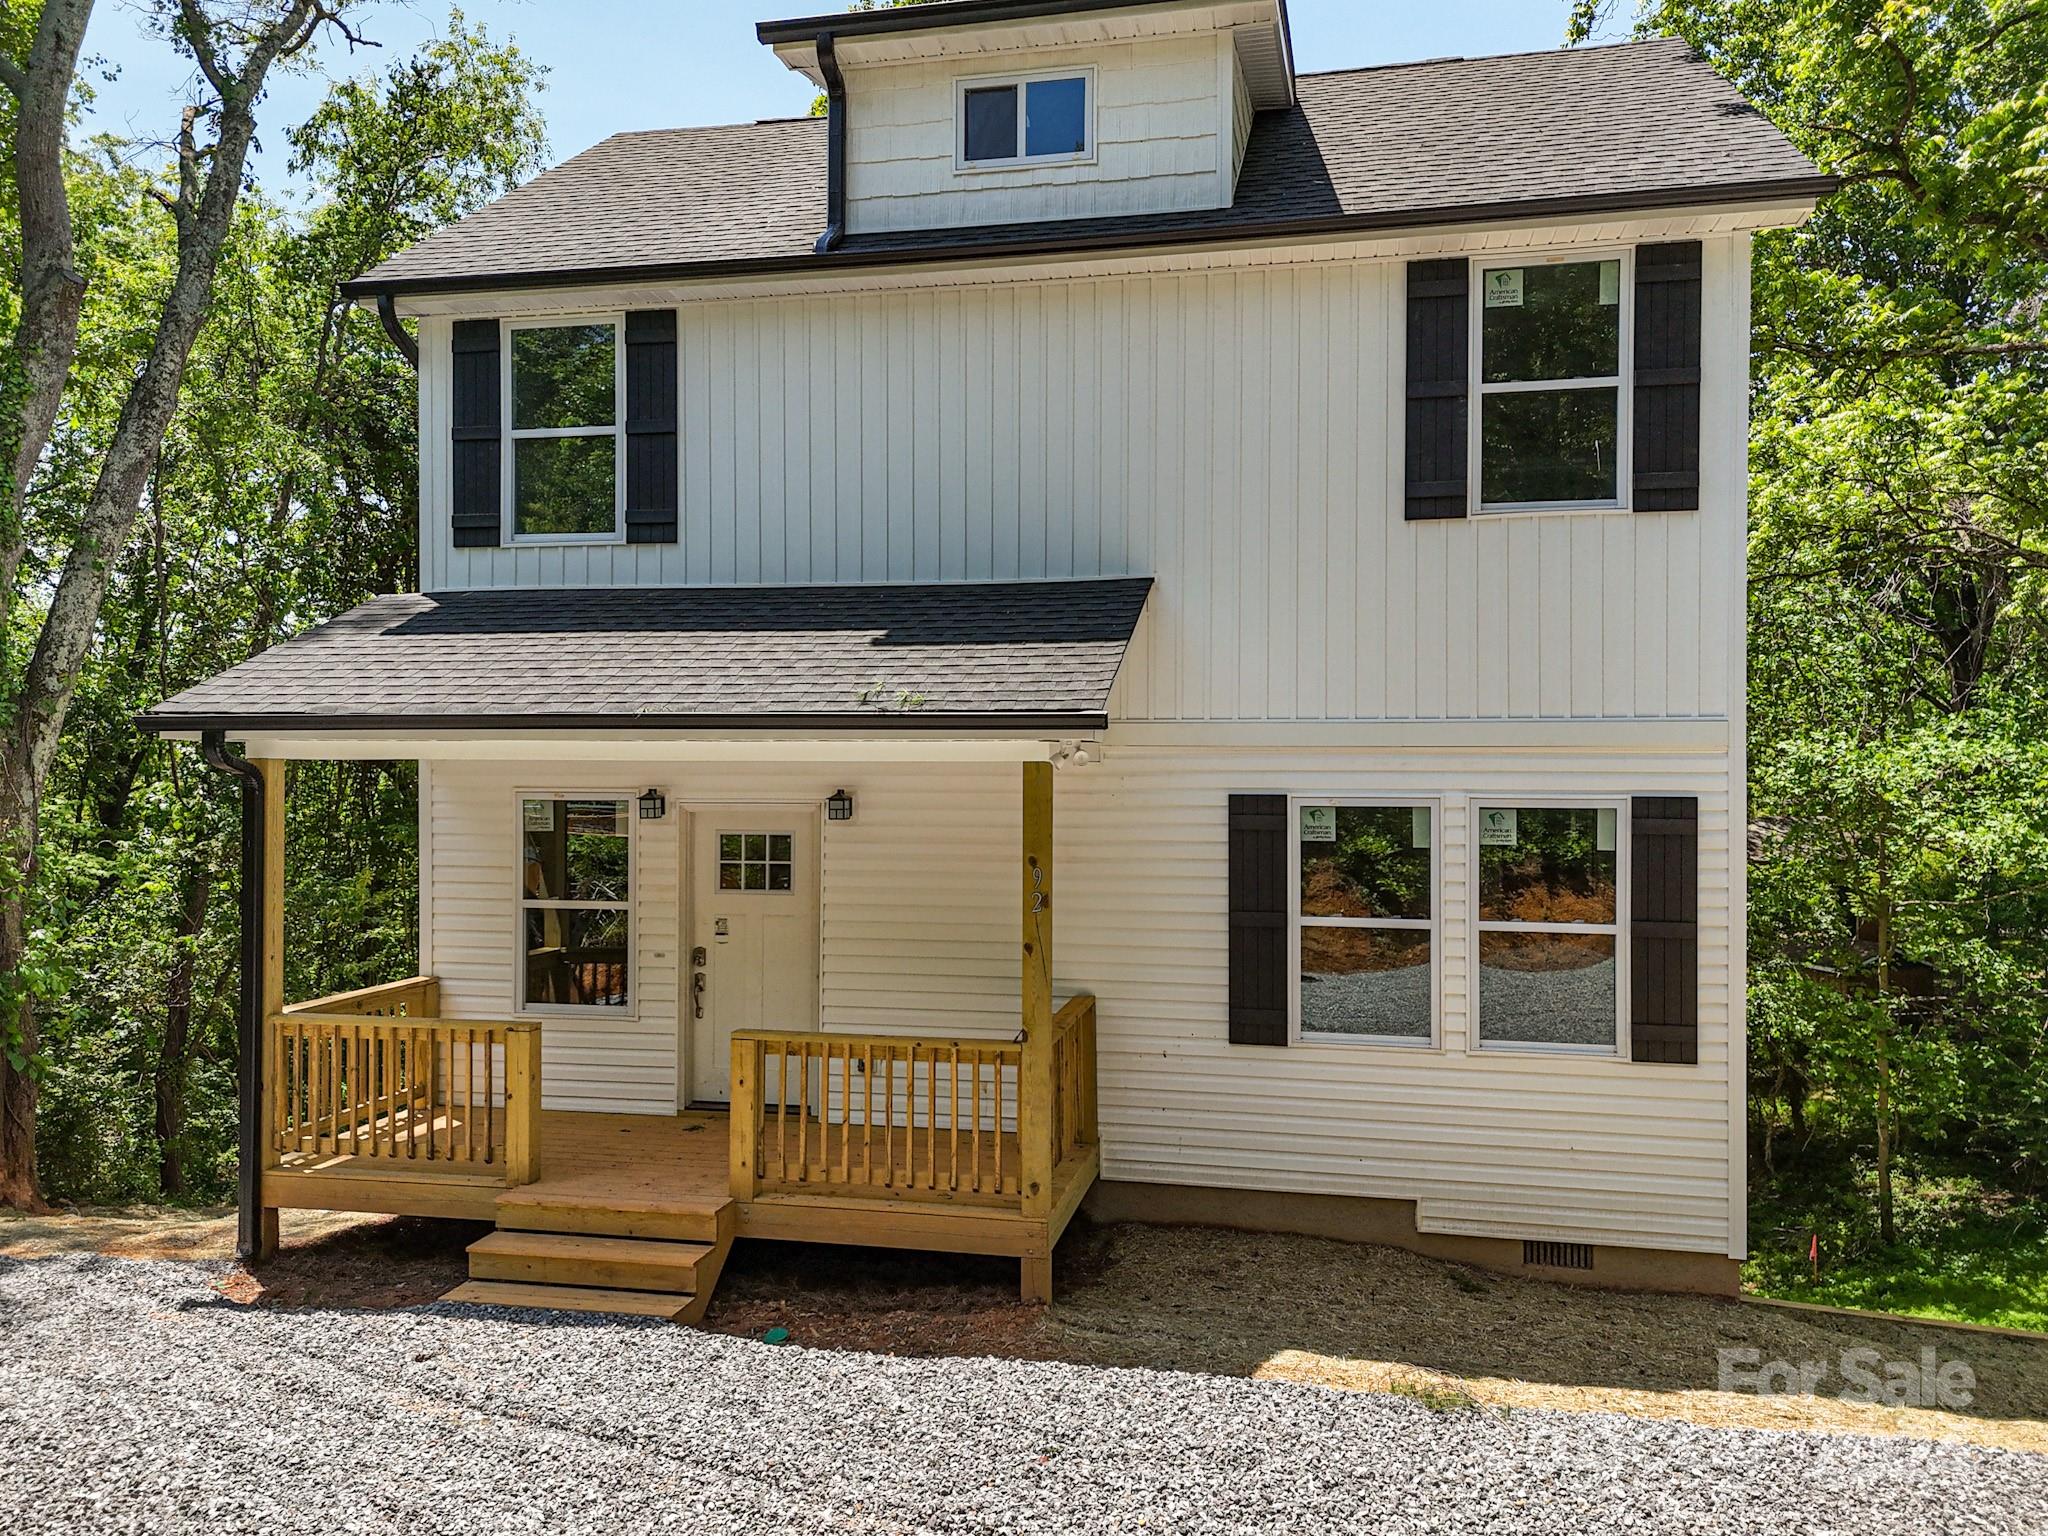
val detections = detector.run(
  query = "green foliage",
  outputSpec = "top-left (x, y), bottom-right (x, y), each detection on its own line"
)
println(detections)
top-left (1747, 1147), bottom-right (2048, 1330)
top-left (1588, 0), bottom-right (2048, 1288)
top-left (15, 12), bottom-right (545, 1203)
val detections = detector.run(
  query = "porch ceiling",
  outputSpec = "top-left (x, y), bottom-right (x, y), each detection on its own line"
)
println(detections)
top-left (135, 578), bottom-right (1151, 739)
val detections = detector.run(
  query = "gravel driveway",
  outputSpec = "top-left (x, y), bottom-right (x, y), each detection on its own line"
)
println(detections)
top-left (3, 1254), bottom-right (2042, 1535)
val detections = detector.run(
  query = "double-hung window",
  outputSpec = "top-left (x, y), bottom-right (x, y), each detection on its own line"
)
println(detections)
top-left (519, 796), bottom-right (632, 1012)
top-left (1473, 803), bottom-right (1625, 1053)
top-left (1294, 802), bottom-right (1437, 1044)
top-left (506, 319), bottom-right (623, 541)
top-left (1474, 255), bottom-right (1629, 511)
top-left (958, 70), bottom-right (1093, 167)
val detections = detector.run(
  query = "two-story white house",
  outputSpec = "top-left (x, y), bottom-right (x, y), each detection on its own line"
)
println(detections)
top-left (142, 0), bottom-right (1832, 1321)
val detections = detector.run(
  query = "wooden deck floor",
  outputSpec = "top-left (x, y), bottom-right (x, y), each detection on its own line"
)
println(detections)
top-left (266, 1105), bottom-right (1095, 1272)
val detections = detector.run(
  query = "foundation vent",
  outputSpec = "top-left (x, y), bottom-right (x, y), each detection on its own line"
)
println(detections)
top-left (1522, 1240), bottom-right (1595, 1272)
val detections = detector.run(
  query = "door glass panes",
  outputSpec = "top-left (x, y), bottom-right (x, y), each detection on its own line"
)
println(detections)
top-left (720, 832), bottom-right (794, 892)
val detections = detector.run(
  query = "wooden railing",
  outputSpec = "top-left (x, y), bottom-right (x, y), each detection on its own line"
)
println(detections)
top-left (1050, 995), bottom-right (1098, 1171)
top-left (270, 978), bottom-right (539, 1185)
top-left (729, 997), bottom-right (1098, 1209)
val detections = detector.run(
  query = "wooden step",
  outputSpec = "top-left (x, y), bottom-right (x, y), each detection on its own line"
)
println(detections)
top-left (493, 1187), bottom-right (733, 1244)
top-left (467, 1230), bottom-right (714, 1294)
top-left (442, 1280), bottom-right (692, 1321)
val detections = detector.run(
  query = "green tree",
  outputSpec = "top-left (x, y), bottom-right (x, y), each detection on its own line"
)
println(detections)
top-left (1570, 1), bottom-right (2048, 1244)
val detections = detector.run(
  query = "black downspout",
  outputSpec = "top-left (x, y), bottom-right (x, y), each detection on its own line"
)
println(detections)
top-left (376, 292), bottom-right (420, 367)
top-left (200, 729), bottom-right (267, 1263)
top-left (815, 32), bottom-right (847, 255)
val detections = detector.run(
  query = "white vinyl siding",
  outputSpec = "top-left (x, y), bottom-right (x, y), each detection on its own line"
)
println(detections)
top-left (419, 746), bottom-right (1738, 1256)
top-left (844, 34), bottom-right (1234, 233)
top-left (420, 233), bottom-right (1745, 726)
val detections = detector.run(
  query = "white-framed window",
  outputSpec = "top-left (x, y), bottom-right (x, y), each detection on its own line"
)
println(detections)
top-left (1471, 800), bottom-right (1627, 1054)
top-left (1470, 251), bottom-right (1631, 514)
top-left (1291, 799), bottom-right (1440, 1046)
top-left (503, 317), bottom-right (625, 543)
top-left (518, 795), bottom-right (633, 1014)
top-left (956, 67), bottom-right (1095, 169)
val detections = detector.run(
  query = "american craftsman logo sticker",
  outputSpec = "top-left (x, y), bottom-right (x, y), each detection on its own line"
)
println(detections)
top-left (1300, 806), bottom-right (1338, 843)
top-left (1484, 269), bottom-right (1525, 308)
top-left (1478, 807), bottom-right (1519, 847)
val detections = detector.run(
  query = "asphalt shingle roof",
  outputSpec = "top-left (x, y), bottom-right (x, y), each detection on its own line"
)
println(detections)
top-left (137, 580), bottom-right (1153, 733)
top-left (350, 38), bottom-right (1827, 296)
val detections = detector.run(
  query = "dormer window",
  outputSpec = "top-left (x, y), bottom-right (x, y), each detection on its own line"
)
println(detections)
top-left (957, 69), bottom-right (1094, 168)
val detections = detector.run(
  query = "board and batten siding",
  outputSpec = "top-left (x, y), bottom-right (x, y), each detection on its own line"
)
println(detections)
top-left (422, 749), bottom-right (1738, 1256)
top-left (419, 233), bottom-right (1748, 726)
top-left (844, 34), bottom-right (1235, 233)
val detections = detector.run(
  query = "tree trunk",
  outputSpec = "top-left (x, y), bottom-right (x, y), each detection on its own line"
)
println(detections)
top-left (0, 782), bottom-right (42, 1211)
top-left (1874, 888), bottom-right (1897, 1246)
top-left (154, 863), bottom-right (212, 1197)
top-left (1, 0), bottom-right (95, 611)
top-left (0, 0), bottom-right (333, 1209)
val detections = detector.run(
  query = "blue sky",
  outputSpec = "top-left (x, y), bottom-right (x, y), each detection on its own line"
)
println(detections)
top-left (78, 1), bottom-right (1585, 192)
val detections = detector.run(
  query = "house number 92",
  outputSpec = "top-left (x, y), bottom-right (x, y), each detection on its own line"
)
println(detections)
top-left (1031, 866), bottom-right (1046, 914)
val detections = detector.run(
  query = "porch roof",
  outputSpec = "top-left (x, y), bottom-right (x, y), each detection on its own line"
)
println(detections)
top-left (136, 578), bottom-right (1151, 736)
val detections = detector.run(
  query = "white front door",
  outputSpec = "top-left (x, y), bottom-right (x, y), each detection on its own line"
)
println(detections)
top-left (687, 806), bottom-right (820, 1105)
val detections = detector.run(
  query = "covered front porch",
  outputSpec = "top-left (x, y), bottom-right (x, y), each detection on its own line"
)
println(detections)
top-left (141, 579), bottom-right (1144, 1314)
top-left (260, 909), bottom-right (1100, 1313)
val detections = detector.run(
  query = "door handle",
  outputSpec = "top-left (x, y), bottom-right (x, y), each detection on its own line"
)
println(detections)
top-left (692, 970), bottom-right (706, 1020)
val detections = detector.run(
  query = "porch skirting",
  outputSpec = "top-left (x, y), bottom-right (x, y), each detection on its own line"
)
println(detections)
top-left (1082, 1180), bottom-right (1743, 1297)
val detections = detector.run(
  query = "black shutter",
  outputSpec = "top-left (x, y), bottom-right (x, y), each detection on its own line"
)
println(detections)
top-left (450, 319), bottom-right (501, 548)
top-left (624, 309), bottom-right (679, 544)
top-left (1632, 241), bottom-right (1702, 513)
top-left (1404, 258), bottom-right (1469, 521)
top-left (1631, 796), bottom-right (1699, 1064)
top-left (1228, 794), bottom-right (1289, 1046)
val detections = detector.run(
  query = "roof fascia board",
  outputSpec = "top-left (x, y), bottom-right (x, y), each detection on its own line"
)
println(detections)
top-left (758, 0), bottom-right (1253, 49)
top-left (137, 711), bottom-right (1113, 738)
top-left (365, 188), bottom-right (1832, 314)
top-left (155, 730), bottom-right (1093, 765)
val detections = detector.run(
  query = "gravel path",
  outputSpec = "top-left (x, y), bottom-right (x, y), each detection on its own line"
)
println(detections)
top-left (3, 1254), bottom-right (2042, 1535)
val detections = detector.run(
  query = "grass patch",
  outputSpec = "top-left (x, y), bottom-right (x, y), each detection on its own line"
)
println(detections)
top-left (1747, 1152), bottom-right (2048, 1332)
top-left (1385, 1375), bottom-right (1479, 1414)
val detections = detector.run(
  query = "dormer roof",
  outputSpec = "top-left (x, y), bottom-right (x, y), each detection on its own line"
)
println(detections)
top-left (344, 37), bottom-right (1831, 301)
top-left (758, 0), bottom-right (1296, 109)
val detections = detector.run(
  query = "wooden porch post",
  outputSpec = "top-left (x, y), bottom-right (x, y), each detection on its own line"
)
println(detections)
top-left (503, 1023), bottom-right (543, 1186)
top-left (253, 757), bottom-right (285, 1261)
top-left (1019, 761), bottom-right (1056, 1302)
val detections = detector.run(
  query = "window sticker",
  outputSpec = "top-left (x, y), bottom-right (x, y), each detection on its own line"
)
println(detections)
top-left (1484, 269), bottom-right (1525, 308)
top-left (1300, 805), bottom-right (1338, 843)
top-left (1597, 806), bottom-right (1618, 852)
top-left (1478, 807), bottom-right (1519, 847)
top-left (1599, 259), bottom-right (1621, 306)
top-left (1412, 807), bottom-right (1433, 850)
top-left (522, 800), bottom-right (555, 832)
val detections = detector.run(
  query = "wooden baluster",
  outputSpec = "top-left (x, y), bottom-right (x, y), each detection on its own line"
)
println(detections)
top-left (885, 1046), bottom-right (898, 1189)
top-left (948, 1046), bottom-right (960, 1193)
top-left (837, 1043), bottom-right (851, 1185)
top-left (464, 1027), bottom-right (477, 1162)
top-left (994, 1054), bottom-right (1006, 1195)
top-left (484, 1025), bottom-right (497, 1166)
top-left (921, 1044), bottom-right (934, 1191)
top-left (862, 1044), bottom-right (874, 1187)
top-left (971, 1052), bottom-right (982, 1194)
top-left (796, 1040), bottom-right (810, 1183)
top-left (774, 1041), bottom-right (789, 1182)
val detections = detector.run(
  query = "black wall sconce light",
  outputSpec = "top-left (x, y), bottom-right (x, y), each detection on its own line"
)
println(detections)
top-left (638, 787), bottom-right (667, 821)
top-left (826, 788), bottom-right (856, 823)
